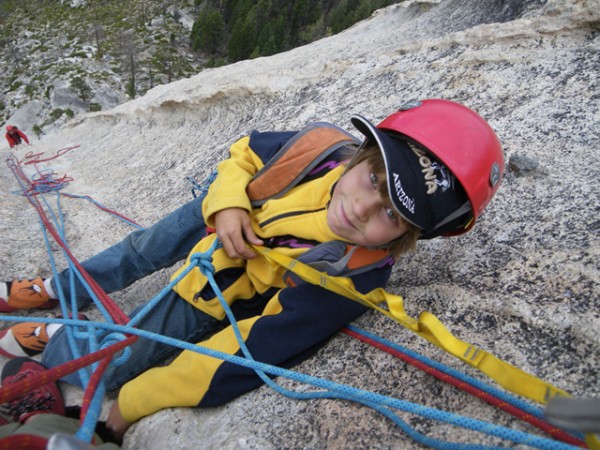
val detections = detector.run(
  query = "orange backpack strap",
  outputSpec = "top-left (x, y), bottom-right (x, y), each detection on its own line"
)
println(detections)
top-left (247, 122), bottom-right (360, 205)
top-left (283, 241), bottom-right (394, 288)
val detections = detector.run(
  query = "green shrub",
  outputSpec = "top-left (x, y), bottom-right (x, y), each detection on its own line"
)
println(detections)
top-left (25, 84), bottom-right (36, 98)
top-left (71, 76), bottom-right (92, 102)
top-left (9, 81), bottom-right (23, 92)
top-left (32, 124), bottom-right (42, 138)
top-left (50, 108), bottom-right (64, 121)
top-left (89, 103), bottom-right (101, 112)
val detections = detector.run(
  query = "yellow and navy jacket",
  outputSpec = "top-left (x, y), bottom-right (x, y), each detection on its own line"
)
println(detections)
top-left (119, 124), bottom-right (396, 423)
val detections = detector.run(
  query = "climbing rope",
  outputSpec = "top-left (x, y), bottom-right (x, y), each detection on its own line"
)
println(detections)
top-left (0, 152), bottom-right (588, 449)
top-left (342, 326), bottom-right (585, 447)
top-left (22, 145), bottom-right (80, 165)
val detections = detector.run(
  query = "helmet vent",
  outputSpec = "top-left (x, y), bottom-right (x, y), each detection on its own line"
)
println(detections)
top-left (398, 100), bottom-right (422, 111)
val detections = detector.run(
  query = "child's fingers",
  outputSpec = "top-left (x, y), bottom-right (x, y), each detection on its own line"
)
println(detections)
top-left (243, 222), bottom-right (264, 246)
top-left (222, 230), bottom-right (256, 260)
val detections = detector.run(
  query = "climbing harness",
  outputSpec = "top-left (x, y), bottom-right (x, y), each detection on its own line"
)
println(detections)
top-left (0, 147), bottom-right (594, 449)
top-left (251, 244), bottom-right (569, 405)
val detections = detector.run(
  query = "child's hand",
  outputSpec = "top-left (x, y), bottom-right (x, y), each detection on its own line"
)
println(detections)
top-left (106, 400), bottom-right (132, 441)
top-left (214, 207), bottom-right (264, 259)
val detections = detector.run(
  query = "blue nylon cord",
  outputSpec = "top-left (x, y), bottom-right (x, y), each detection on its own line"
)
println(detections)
top-left (34, 192), bottom-right (107, 441)
top-left (1, 245), bottom-right (581, 449)
top-left (6, 161), bottom-right (117, 442)
top-left (202, 251), bottom-right (510, 449)
top-left (345, 325), bottom-right (545, 418)
top-left (6, 163), bottom-right (579, 448)
top-left (1, 310), bottom-right (579, 450)
top-left (61, 193), bottom-right (144, 230)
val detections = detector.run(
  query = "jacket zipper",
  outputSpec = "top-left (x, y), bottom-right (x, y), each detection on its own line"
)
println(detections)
top-left (258, 207), bottom-right (326, 228)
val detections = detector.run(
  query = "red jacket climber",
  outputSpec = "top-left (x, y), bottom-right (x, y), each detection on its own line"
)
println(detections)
top-left (5, 125), bottom-right (30, 148)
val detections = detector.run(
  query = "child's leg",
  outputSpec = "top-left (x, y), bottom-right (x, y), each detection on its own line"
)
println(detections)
top-left (41, 291), bottom-right (222, 392)
top-left (51, 196), bottom-right (206, 309)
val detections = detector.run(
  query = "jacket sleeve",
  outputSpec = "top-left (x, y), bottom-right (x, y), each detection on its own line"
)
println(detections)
top-left (17, 130), bottom-right (29, 145)
top-left (202, 130), bottom-right (296, 227)
top-left (117, 264), bottom-right (392, 423)
top-left (5, 133), bottom-right (15, 148)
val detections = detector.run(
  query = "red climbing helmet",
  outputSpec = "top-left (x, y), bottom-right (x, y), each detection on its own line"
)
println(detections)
top-left (376, 99), bottom-right (504, 236)
top-left (6, 125), bottom-right (15, 131)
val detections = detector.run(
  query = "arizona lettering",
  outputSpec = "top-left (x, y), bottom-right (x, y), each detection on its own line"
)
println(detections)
top-left (393, 172), bottom-right (416, 214)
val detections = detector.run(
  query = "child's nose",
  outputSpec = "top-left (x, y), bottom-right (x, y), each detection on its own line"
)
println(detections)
top-left (354, 193), bottom-right (379, 221)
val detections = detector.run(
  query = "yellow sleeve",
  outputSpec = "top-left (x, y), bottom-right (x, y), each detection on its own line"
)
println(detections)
top-left (202, 136), bottom-right (264, 228)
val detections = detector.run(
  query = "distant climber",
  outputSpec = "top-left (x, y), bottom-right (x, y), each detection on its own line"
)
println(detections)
top-left (5, 125), bottom-right (30, 149)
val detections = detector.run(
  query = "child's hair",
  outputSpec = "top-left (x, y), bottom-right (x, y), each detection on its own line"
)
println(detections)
top-left (344, 143), bottom-right (421, 256)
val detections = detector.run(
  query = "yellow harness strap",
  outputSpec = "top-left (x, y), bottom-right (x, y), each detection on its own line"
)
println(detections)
top-left (253, 245), bottom-right (569, 405)
top-left (587, 433), bottom-right (600, 450)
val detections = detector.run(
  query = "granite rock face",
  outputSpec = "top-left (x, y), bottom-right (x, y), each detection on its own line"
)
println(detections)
top-left (1, 0), bottom-right (598, 449)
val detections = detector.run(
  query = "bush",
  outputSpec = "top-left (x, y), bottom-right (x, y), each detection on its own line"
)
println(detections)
top-left (32, 124), bottom-right (42, 138)
top-left (9, 81), bottom-right (23, 92)
top-left (89, 103), bottom-right (101, 112)
top-left (25, 84), bottom-right (36, 98)
top-left (71, 76), bottom-right (92, 102)
top-left (49, 108), bottom-right (64, 121)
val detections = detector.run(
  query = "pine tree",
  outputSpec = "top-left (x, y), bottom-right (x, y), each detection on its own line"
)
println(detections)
top-left (191, 7), bottom-right (226, 54)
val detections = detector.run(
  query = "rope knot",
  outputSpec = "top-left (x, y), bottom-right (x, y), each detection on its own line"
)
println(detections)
top-left (99, 332), bottom-right (132, 367)
top-left (190, 252), bottom-right (215, 276)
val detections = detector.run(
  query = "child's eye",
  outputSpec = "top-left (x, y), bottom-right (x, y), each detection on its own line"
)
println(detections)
top-left (370, 172), bottom-right (378, 188)
top-left (385, 207), bottom-right (398, 223)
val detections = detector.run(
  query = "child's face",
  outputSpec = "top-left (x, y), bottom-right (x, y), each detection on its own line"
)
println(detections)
top-left (328, 160), bottom-right (410, 247)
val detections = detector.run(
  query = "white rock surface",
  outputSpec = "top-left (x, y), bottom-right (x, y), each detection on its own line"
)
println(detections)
top-left (1, 0), bottom-right (598, 449)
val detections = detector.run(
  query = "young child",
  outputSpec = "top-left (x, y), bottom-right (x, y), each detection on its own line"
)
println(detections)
top-left (0, 99), bottom-right (504, 439)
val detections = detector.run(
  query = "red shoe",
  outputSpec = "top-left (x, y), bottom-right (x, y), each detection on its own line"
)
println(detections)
top-left (0, 277), bottom-right (58, 312)
top-left (1, 357), bottom-right (65, 423)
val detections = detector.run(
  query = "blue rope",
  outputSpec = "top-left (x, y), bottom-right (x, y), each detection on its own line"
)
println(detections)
top-left (6, 160), bottom-right (118, 442)
top-left (6, 161), bottom-right (579, 448)
top-left (2, 243), bottom-right (580, 449)
top-left (186, 172), bottom-right (216, 199)
top-left (61, 193), bottom-right (144, 230)
top-left (0, 310), bottom-right (579, 450)
top-left (200, 250), bottom-right (509, 450)
top-left (33, 194), bottom-right (110, 442)
top-left (345, 325), bottom-right (546, 419)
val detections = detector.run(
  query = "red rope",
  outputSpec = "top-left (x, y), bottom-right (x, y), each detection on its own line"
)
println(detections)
top-left (80, 356), bottom-right (113, 421)
top-left (0, 434), bottom-right (47, 450)
top-left (61, 193), bottom-right (143, 228)
top-left (2, 152), bottom-right (138, 445)
top-left (342, 328), bottom-right (587, 447)
top-left (20, 186), bottom-right (129, 324)
top-left (0, 336), bottom-right (135, 406)
top-left (23, 145), bottom-right (80, 164)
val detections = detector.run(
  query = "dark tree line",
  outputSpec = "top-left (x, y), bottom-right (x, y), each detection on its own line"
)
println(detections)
top-left (191, 0), bottom-right (399, 62)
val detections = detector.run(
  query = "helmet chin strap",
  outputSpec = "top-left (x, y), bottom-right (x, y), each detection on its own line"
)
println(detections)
top-left (432, 201), bottom-right (472, 231)
top-left (419, 201), bottom-right (473, 240)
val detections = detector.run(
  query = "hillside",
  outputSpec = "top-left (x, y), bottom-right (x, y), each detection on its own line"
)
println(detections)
top-left (0, 0), bottom-right (599, 449)
top-left (1, 0), bottom-right (397, 136)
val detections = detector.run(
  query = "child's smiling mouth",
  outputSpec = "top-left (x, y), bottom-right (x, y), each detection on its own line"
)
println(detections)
top-left (340, 203), bottom-right (358, 231)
